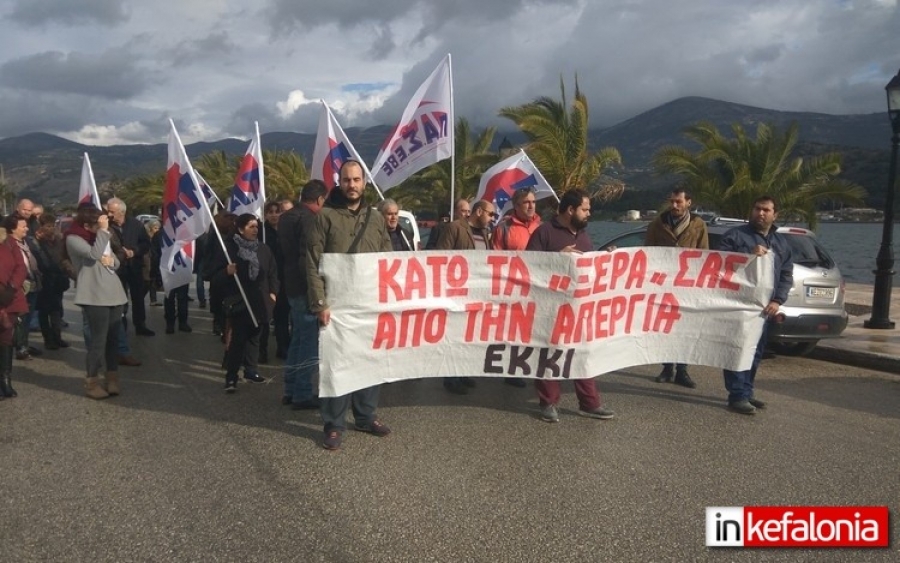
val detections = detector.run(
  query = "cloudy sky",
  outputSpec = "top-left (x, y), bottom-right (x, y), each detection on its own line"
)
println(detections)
top-left (0, 0), bottom-right (897, 145)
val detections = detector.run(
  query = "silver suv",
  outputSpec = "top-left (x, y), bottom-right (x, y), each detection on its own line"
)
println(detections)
top-left (598, 218), bottom-right (848, 356)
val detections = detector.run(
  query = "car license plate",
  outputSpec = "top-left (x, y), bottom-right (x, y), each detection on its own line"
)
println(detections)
top-left (806, 286), bottom-right (835, 299)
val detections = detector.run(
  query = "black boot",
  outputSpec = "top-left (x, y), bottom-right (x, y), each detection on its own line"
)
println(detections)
top-left (655, 364), bottom-right (674, 383)
top-left (673, 368), bottom-right (696, 389)
top-left (0, 372), bottom-right (17, 398)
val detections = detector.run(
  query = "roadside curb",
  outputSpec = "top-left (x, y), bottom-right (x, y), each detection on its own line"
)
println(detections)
top-left (809, 345), bottom-right (900, 375)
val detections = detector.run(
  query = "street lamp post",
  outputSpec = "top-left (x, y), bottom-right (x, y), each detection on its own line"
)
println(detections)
top-left (865, 68), bottom-right (900, 329)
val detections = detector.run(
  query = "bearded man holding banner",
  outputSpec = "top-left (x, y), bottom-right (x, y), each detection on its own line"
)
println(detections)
top-left (307, 161), bottom-right (393, 451)
top-left (644, 187), bottom-right (709, 388)
top-left (525, 189), bottom-right (616, 423)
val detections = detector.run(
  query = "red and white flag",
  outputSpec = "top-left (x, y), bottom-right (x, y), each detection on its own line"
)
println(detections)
top-left (311, 101), bottom-right (370, 188)
top-left (78, 152), bottom-right (101, 208)
top-left (161, 120), bottom-right (212, 293)
top-left (228, 122), bottom-right (265, 218)
top-left (475, 150), bottom-right (557, 217)
top-left (371, 54), bottom-right (453, 190)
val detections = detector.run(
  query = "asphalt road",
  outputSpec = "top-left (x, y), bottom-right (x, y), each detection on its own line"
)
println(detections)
top-left (1, 302), bottom-right (898, 562)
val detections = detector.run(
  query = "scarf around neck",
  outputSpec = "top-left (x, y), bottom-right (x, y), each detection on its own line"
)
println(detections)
top-left (233, 234), bottom-right (260, 280)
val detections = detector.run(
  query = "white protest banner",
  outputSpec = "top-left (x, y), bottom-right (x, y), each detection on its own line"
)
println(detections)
top-left (317, 248), bottom-right (774, 397)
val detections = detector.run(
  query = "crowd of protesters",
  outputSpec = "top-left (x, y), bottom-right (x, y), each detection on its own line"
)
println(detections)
top-left (0, 170), bottom-right (790, 448)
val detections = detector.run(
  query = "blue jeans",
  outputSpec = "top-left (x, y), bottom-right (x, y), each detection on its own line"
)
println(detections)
top-left (283, 295), bottom-right (319, 403)
top-left (723, 322), bottom-right (769, 403)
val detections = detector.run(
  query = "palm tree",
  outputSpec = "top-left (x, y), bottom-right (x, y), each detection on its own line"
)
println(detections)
top-left (121, 173), bottom-right (166, 214)
top-left (653, 121), bottom-right (867, 229)
top-left (388, 117), bottom-right (497, 215)
top-left (263, 149), bottom-right (308, 201)
top-left (195, 150), bottom-right (237, 203)
top-left (499, 76), bottom-right (623, 198)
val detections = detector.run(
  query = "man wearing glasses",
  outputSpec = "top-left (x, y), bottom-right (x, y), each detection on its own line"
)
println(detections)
top-left (491, 187), bottom-right (541, 388)
top-left (435, 199), bottom-right (496, 395)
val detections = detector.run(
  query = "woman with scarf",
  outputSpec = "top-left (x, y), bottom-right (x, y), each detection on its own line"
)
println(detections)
top-left (65, 206), bottom-right (129, 399)
top-left (209, 213), bottom-right (278, 393)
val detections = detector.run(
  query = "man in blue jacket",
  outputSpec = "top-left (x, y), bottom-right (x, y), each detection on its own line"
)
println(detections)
top-left (718, 196), bottom-right (793, 415)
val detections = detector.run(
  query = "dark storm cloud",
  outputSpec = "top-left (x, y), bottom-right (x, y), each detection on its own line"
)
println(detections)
top-left (0, 90), bottom-right (93, 137)
top-left (7, 0), bottom-right (129, 27)
top-left (265, 0), bottom-right (578, 47)
top-left (167, 31), bottom-right (237, 67)
top-left (0, 50), bottom-right (150, 100)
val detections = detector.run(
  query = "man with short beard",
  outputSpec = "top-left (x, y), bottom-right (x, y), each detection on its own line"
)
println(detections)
top-left (526, 189), bottom-right (616, 423)
top-left (645, 187), bottom-right (709, 388)
top-left (717, 195), bottom-right (793, 415)
top-left (307, 161), bottom-right (393, 451)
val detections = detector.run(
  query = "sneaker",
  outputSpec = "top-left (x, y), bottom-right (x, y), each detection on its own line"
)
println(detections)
top-left (15, 349), bottom-right (32, 361)
top-left (56, 339), bottom-right (70, 348)
top-left (323, 430), bottom-right (342, 450)
top-left (655, 366), bottom-right (674, 383)
top-left (673, 370), bottom-right (696, 389)
top-left (578, 406), bottom-right (616, 420)
top-left (224, 380), bottom-right (237, 393)
top-left (27, 346), bottom-right (42, 356)
top-left (135, 326), bottom-right (156, 336)
top-left (178, 323), bottom-right (192, 333)
top-left (540, 404), bottom-right (560, 423)
top-left (354, 419), bottom-right (391, 437)
top-left (727, 400), bottom-right (757, 415)
top-left (243, 371), bottom-right (266, 383)
top-left (44, 341), bottom-right (60, 351)
top-left (748, 398), bottom-right (767, 410)
top-left (165, 325), bottom-right (175, 335)
top-left (198, 300), bottom-right (207, 309)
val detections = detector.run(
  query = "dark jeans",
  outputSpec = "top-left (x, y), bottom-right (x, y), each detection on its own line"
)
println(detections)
top-left (663, 363), bottom-right (688, 371)
top-left (37, 289), bottom-right (65, 345)
top-left (82, 305), bottom-right (124, 377)
top-left (14, 291), bottom-right (37, 351)
top-left (121, 273), bottom-right (147, 329)
top-left (723, 321), bottom-right (770, 403)
top-left (283, 295), bottom-right (318, 403)
top-left (321, 385), bottom-right (381, 433)
top-left (164, 285), bottom-right (189, 326)
top-left (258, 295), bottom-right (290, 358)
top-left (225, 315), bottom-right (261, 381)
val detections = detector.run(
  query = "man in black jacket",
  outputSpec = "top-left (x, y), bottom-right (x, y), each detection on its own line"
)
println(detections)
top-left (107, 198), bottom-right (154, 336)
top-left (278, 180), bottom-right (328, 410)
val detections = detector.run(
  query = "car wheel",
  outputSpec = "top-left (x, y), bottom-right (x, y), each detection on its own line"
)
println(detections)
top-left (769, 341), bottom-right (819, 357)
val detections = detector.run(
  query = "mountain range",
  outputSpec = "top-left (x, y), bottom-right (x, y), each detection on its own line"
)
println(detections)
top-left (0, 96), bottom-right (893, 213)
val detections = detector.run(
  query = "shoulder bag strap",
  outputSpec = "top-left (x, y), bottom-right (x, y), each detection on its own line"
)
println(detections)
top-left (346, 207), bottom-right (373, 254)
